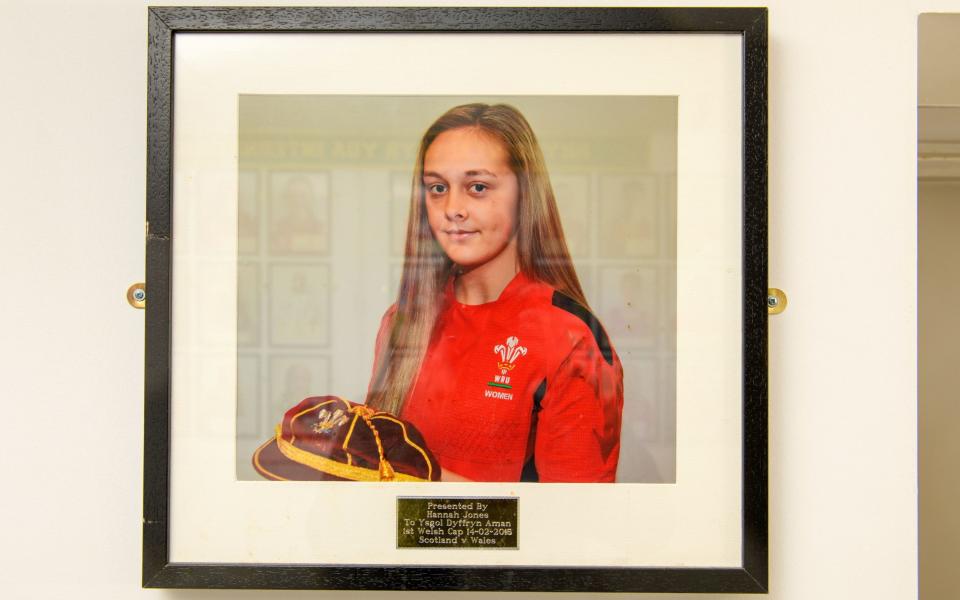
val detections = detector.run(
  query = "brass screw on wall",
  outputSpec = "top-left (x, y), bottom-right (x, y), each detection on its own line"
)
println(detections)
top-left (767, 288), bottom-right (787, 315)
top-left (127, 283), bottom-right (146, 309)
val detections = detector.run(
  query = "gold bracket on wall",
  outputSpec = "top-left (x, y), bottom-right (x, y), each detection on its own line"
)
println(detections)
top-left (767, 288), bottom-right (787, 315)
top-left (127, 283), bottom-right (146, 309)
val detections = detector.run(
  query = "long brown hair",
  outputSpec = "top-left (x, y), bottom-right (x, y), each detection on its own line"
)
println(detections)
top-left (366, 103), bottom-right (587, 415)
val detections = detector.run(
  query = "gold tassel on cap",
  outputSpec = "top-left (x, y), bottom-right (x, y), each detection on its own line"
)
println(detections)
top-left (354, 405), bottom-right (397, 481)
top-left (379, 459), bottom-right (396, 481)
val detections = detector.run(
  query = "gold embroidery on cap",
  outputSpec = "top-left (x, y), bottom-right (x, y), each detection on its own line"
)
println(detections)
top-left (275, 431), bottom-right (426, 482)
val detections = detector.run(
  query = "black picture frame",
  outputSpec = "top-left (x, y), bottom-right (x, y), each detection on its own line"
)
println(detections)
top-left (144, 6), bottom-right (767, 593)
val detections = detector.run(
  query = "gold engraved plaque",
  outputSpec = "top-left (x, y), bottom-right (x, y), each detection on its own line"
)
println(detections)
top-left (397, 497), bottom-right (518, 549)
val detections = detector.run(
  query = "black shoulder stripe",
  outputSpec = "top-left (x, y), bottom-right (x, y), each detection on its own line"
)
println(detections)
top-left (520, 456), bottom-right (539, 482)
top-left (551, 291), bottom-right (614, 366)
top-left (532, 378), bottom-right (546, 413)
top-left (522, 379), bottom-right (547, 483)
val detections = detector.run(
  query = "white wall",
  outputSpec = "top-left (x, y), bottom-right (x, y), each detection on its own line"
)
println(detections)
top-left (0, 0), bottom-right (945, 598)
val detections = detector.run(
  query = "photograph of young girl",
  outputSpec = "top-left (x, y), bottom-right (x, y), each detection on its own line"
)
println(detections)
top-left (365, 103), bottom-right (623, 482)
top-left (240, 95), bottom-right (677, 484)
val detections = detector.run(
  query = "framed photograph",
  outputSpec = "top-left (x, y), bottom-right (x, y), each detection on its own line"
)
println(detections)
top-left (267, 170), bottom-right (331, 256)
top-left (236, 354), bottom-right (260, 438)
top-left (267, 263), bottom-right (330, 347)
top-left (238, 170), bottom-right (259, 254)
top-left (236, 261), bottom-right (259, 346)
top-left (144, 6), bottom-right (767, 593)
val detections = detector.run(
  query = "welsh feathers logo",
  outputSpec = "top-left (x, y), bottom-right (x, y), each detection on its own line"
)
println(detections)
top-left (312, 407), bottom-right (348, 435)
top-left (488, 336), bottom-right (527, 390)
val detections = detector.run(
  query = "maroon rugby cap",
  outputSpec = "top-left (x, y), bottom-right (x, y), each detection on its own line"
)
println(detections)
top-left (253, 396), bottom-right (439, 482)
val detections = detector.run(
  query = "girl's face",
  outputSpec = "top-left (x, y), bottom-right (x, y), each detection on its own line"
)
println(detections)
top-left (422, 127), bottom-right (520, 271)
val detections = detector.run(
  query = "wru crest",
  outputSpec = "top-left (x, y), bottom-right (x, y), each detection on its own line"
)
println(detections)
top-left (490, 336), bottom-right (528, 389)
